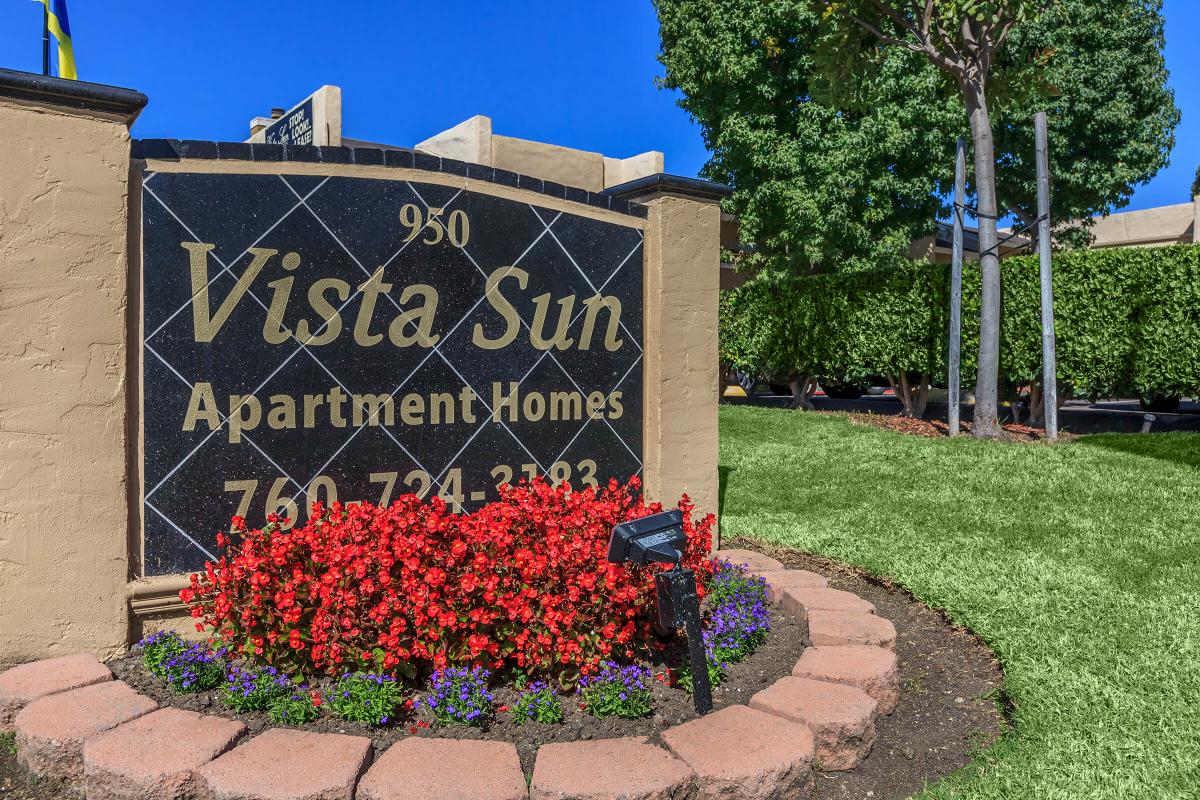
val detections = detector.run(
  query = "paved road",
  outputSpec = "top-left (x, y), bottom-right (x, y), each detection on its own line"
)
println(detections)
top-left (726, 393), bottom-right (1200, 435)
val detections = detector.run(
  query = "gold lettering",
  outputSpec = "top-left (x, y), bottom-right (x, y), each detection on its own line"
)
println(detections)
top-left (353, 394), bottom-right (395, 426)
top-left (492, 381), bottom-right (519, 423)
top-left (297, 278), bottom-right (350, 346)
top-left (530, 293), bottom-right (575, 350)
top-left (579, 295), bottom-right (624, 351)
top-left (459, 386), bottom-right (477, 423)
top-left (473, 268), bottom-right (526, 350)
top-left (303, 393), bottom-right (324, 428)
top-left (262, 252), bottom-right (301, 344)
top-left (267, 394), bottom-right (296, 429)
top-left (354, 267), bottom-right (393, 346)
top-left (550, 391), bottom-right (582, 421)
top-left (608, 391), bottom-right (624, 419)
top-left (388, 284), bottom-right (441, 347)
top-left (522, 391), bottom-right (546, 422)
top-left (185, 243), bottom-right (276, 343)
top-left (587, 391), bottom-right (606, 419)
top-left (228, 395), bottom-right (262, 444)
top-left (328, 386), bottom-right (348, 428)
top-left (430, 392), bottom-right (455, 424)
top-left (182, 382), bottom-right (221, 432)
top-left (400, 393), bottom-right (424, 425)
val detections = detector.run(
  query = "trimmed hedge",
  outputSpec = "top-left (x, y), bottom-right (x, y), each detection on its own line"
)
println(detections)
top-left (720, 244), bottom-right (1200, 399)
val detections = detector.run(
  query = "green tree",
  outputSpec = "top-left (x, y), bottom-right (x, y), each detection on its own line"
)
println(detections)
top-left (992, 1), bottom-right (1178, 232)
top-left (1192, 164), bottom-right (1200, 200)
top-left (655, 0), bottom-right (961, 275)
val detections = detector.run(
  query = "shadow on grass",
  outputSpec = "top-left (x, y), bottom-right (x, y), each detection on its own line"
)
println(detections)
top-left (1077, 432), bottom-right (1200, 470)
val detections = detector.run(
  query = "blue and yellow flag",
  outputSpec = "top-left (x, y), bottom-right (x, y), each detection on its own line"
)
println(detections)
top-left (37, 0), bottom-right (76, 80)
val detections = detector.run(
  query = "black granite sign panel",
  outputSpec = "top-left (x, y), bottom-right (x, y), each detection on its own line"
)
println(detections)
top-left (263, 99), bottom-right (314, 145)
top-left (140, 171), bottom-right (644, 575)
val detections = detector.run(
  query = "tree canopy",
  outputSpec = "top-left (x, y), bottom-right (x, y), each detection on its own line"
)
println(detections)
top-left (655, 0), bottom-right (1178, 270)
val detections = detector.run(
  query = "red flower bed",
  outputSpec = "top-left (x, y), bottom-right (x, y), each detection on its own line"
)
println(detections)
top-left (181, 477), bottom-right (714, 683)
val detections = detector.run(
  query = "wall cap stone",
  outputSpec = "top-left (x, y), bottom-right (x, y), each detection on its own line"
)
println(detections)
top-left (604, 173), bottom-right (732, 204)
top-left (133, 138), bottom-right (649, 218)
top-left (0, 67), bottom-right (146, 122)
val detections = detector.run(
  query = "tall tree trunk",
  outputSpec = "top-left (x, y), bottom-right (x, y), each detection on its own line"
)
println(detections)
top-left (964, 80), bottom-right (1003, 439)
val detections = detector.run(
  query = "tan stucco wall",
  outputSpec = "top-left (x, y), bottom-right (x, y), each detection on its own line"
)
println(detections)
top-left (493, 135), bottom-right (606, 192)
top-left (0, 98), bottom-right (135, 665)
top-left (416, 115), bottom-right (661, 192)
top-left (1089, 201), bottom-right (1197, 248)
top-left (640, 194), bottom-right (721, 527)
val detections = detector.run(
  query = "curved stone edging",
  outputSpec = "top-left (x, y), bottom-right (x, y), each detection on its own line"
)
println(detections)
top-left (0, 550), bottom-right (905, 800)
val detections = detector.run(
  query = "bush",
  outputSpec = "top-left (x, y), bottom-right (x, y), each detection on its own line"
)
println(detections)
top-left (720, 244), bottom-right (1200, 401)
top-left (159, 644), bottom-right (226, 693)
top-left (267, 691), bottom-right (322, 725)
top-left (222, 665), bottom-right (292, 712)
top-left (182, 477), bottom-right (715, 683)
top-left (425, 667), bottom-right (493, 727)
top-left (329, 673), bottom-right (404, 727)
top-left (137, 631), bottom-right (187, 679)
top-left (511, 681), bottom-right (564, 725)
top-left (578, 662), bottom-right (654, 719)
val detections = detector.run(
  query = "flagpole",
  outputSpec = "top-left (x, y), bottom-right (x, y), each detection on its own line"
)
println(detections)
top-left (42, 3), bottom-right (51, 76)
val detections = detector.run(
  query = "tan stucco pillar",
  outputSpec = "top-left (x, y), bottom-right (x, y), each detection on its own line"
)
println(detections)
top-left (615, 175), bottom-right (727, 528)
top-left (0, 70), bottom-right (146, 665)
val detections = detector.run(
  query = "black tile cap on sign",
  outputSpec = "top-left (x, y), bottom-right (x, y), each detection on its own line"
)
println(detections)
top-left (586, 192), bottom-right (612, 210)
top-left (466, 163), bottom-right (495, 183)
top-left (351, 147), bottom-right (385, 166)
top-left (609, 197), bottom-right (632, 216)
top-left (541, 180), bottom-right (567, 200)
top-left (413, 151), bottom-right (441, 173)
top-left (384, 149), bottom-right (414, 169)
top-left (440, 158), bottom-right (469, 177)
top-left (318, 146), bottom-right (351, 164)
top-left (517, 173), bottom-right (544, 194)
top-left (564, 186), bottom-right (589, 205)
top-left (136, 139), bottom-right (182, 160)
top-left (288, 144), bottom-right (321, 163)
top-left (216, 141), bottom-right (252, 160)
top-left (251, 143), bottom-right (286, 162)
top-left (492, 168), bottom-right (519, 188)
top-left (176, 140), bottom-right (218, 159)
top-left (628, 203), bottom-right (649, 219)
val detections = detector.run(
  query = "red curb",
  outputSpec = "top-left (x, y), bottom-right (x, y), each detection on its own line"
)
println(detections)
top-left (808, 610), bottom-right (897, 649)
top-left (792, 646), bottom-right (900, 715)
top-left (662, 705), bottom-right (815, 800)
top-left (0, 653), bottom-right (112, 731)
top-left (749, 677), bottom-right (878, 771)
top-left (530, 737), bottom-right (694, 800)
top-left (711, 549), bottom-right (785, 573)
top-left (13, 680), bottom-right (157, 782)
top-left (780, 587), bottom-right (876, 616)
top-left (356, 738), bottom-right (527, 800)
top-left (197, 728), bottom-right (372, 800)
top-left (83, 708), bottom-right (246, 800)
top-left (754, 569), bottom-right (829, 603)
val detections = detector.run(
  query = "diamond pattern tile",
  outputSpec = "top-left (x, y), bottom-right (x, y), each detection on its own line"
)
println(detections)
top-left (140, 172), bottom-right (644, 575)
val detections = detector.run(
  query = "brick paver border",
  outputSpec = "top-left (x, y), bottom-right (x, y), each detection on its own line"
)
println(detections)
top-left (0, 547), bottom-right (905, 800)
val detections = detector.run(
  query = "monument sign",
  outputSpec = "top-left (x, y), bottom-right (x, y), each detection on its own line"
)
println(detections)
top-left (141, 171), bottom-right (644, 575)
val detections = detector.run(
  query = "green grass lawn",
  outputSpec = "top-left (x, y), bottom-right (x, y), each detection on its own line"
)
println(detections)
top-left (718, 405), bottom-right (1200, 799)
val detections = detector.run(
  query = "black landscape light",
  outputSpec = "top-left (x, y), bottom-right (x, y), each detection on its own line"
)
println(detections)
top-left (608, 510), bottom-right (713, 715)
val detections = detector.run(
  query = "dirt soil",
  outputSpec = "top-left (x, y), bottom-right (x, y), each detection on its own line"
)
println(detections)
top-left (845, 410), bottom-right (1075, 442)
top-left (0, 546), bottom-right (1006, 797)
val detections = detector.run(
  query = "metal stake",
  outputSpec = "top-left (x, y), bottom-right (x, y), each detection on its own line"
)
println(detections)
top-left (948, 137), bottom-right (966, 436)
top-left (1035, 112), bottom-right (1059, 440)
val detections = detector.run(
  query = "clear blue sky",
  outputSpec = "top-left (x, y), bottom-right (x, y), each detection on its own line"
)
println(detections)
top-left (1, 1), bottom-right (1195, 212)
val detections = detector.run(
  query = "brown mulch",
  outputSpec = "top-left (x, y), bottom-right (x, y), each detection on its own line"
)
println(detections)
top-left (0, 546), bottom-right (1007, 797)
top-left (845, 411), bottom-right (1076, 442)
